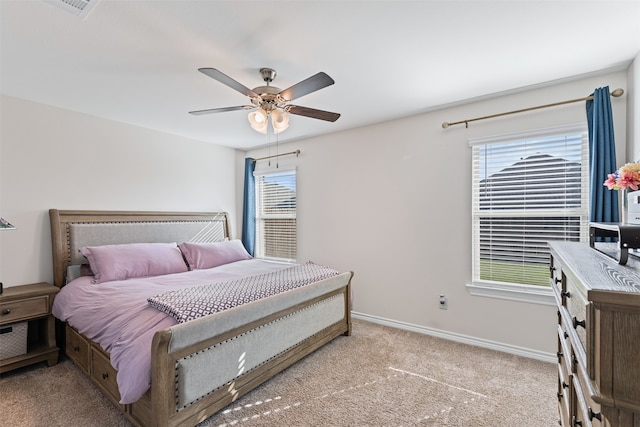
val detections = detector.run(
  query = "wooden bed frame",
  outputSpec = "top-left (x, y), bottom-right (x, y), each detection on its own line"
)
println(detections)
top-left (49, 209), bottom-right (353, 427)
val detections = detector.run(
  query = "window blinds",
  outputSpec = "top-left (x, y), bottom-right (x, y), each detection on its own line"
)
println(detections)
top-left (255, 169), bottom-right (297, 262)
top-left (470, 125), bottom-right (589, 286)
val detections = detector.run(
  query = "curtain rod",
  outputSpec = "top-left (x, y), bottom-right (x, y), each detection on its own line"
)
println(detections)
top-left (441, 87), bottom-right (624, 129)
top-left (251, 149), bottom-right (301, 163)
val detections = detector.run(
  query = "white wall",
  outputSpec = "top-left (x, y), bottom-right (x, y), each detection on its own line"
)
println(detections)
top-left (241, 69), bottom-right (630, 355)
top-left (0, 95), bottom-right (238, 287)
top-left (0, 66), bottom-right (632, 356)
top-left (629, 50), bottom-right (639, 160)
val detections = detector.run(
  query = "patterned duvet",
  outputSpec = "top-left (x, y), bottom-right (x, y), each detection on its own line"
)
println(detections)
top-left (149, 261), bottom-right (339, 323)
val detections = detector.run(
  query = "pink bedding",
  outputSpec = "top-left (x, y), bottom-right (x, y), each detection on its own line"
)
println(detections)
top-left (52, 259), bottom-right (294, 404)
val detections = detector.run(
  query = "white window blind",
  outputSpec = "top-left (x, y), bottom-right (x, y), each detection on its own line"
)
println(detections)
top-left (470, 124), bottom-right (589, 287)
top-left (255, 169), bottom-right (297, 262)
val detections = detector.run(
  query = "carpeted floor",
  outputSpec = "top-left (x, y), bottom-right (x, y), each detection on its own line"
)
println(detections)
top-left (0, 319), bottom-right (559, 426)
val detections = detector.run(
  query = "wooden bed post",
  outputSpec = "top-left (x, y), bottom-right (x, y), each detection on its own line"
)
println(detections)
top-left (49, 209), bottom-right (67, 287)
top-left (344, 273), bottom-right (353, 336)
top-left (151, 329), bottom-right (174, 427)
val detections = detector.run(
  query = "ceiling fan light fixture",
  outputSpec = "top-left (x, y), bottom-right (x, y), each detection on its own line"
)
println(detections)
top-left (191, 67), bottom-right (340, 134)
top-left (248, 109), bottom-right (268, 134)
top-left (271, 109), bottom-right (290, 134)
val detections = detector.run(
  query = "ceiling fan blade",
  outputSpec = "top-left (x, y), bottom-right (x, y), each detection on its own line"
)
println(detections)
top-left (198, 68), bottom-right (258, 98)
top-left (279, 72), bottom-right (335, 101)
top-left (287, 105), bottom-right (341, 122)
top-left (189, 105), bottom-right (255, 115)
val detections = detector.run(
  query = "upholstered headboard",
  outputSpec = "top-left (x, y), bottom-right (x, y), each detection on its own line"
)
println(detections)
top-left (49, 209), bottom-right (231, 287)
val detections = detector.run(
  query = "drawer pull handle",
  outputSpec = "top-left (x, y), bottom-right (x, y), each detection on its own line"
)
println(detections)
top-left (557, 351), bottom-right (563, 361)
top-left (562, 381), bottom-right (569, 389)
top-left (557, 392), bottom-right (563, 400)
top-left (589, 408), bottom-right (602, 421)
top-left (573, 317), bottom-right (586, 329)
top-left (564, 331), bottom-right (569, 339)
top-left (1, 309), bottom-right (10, 315)
top-left (73, 345), bottom-right (80, 352)
top-left (102, 373), bottom-right (109, 380)
top-left (572, 416), bottom-right (583, 426)
top-left (561, 290), bottom-right (571, 298)
top-left (554, 278), bottom-right (561, 284)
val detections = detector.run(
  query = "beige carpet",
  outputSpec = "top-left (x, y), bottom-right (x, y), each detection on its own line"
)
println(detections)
top-left (0, 319), bottom-right (559, 426)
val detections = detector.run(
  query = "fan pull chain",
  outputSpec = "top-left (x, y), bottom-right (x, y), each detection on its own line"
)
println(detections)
top-left (268, 118), bottom-right (272, 166)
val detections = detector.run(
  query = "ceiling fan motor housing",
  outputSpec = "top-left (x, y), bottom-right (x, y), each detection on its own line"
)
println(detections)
top-left (254, 68), bottom-right (285, 110)
top-left (259, 68), bottom-right (277, 83)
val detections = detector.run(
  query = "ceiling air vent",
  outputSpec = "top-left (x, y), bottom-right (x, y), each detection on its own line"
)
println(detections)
top-left (41, 0), bottom-right (101, 20)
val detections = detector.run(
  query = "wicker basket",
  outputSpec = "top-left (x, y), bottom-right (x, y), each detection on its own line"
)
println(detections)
top-left (0, 322), bottom-right (28, 360)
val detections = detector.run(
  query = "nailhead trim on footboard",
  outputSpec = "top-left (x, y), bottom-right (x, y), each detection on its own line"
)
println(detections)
top-left (174, 293), bottom-right (345, 410)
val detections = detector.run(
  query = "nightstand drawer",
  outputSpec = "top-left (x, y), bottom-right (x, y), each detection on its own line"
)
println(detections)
top-left (0, 295), bottom-right (50, 325)
top-left (66, 325), bottom-right (90, 374)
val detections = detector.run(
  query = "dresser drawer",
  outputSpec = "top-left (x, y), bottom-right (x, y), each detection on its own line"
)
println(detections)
top-left (66, 324), bottom-right (90, 374)
top-left (565, 276), bottom-right (588, 351)
top-left (557, 325), bottom-right (572, 425)
top-left (553, 261), bottom-right (589, 355)
top-left (575, 365), bottom-right (604, 427)
top-left (571, 376), bottom-right (589, 427)
top-left (558, 376), bottom-right (571, 426)
top-left (0, 295), bottom-right (50, 325)
top-left (91, 346), bottom-right (121, 406)
top-left (550, 261), bottom-right (563, 302)
top-left (557, 325), bottom-right (572, 378)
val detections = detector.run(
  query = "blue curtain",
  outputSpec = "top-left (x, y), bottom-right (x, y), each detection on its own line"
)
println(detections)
top-left (241, 157), bottom-right (256, 256)
top-left (586, 86), bottom-right (618, 222)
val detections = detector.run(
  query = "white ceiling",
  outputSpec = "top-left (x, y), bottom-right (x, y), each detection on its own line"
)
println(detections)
top-left (2, 1), bottom-right (639, 150)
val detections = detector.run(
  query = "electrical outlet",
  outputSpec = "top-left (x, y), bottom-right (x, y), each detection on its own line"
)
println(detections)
top-left (439, 294), bottom-right (447, 310)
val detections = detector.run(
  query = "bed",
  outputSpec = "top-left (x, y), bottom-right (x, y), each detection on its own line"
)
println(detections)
top-left (49, 209), bottom-right (353, 427)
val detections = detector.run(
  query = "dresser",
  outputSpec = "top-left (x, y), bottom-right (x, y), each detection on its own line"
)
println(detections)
top-left (549, 242), bottom-right (640, 427)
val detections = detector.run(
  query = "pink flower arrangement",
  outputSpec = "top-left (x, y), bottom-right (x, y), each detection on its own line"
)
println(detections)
top-left (603, 162), bottom-right (640, 191)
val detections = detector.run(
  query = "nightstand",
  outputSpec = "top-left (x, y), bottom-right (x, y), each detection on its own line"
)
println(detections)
top-left (0, 282), bottom-right (59, 374)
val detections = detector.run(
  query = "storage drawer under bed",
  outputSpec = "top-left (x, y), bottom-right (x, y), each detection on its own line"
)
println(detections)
top-left (65, 324), bottom-right (90, 374)
top-left (91, 345), bottom-right (121, 405)
top-left (65, 323), bottom-right (122, 408)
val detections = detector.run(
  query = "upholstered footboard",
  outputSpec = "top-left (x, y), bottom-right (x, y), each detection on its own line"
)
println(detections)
top-left (128, 271), bottom-right (353, 427)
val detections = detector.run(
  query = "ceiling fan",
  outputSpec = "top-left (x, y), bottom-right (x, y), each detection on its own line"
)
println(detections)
top-left (189, 67), bottom-right (340, 134)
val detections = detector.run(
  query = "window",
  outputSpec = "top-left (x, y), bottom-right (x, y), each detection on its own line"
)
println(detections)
top-left (254, 169), bottom-right (297, 262)
top-left (470, 124), bottom-right (589, 296)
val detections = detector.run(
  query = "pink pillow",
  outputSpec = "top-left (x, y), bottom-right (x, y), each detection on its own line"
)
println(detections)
top-left (80, 242), bottom-right (188, 284)
top-left (178, 240), bottom-right (252, 270)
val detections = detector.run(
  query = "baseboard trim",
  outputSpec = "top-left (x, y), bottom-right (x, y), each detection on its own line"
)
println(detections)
top-left (351, 311), bottom-right (556, 364)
